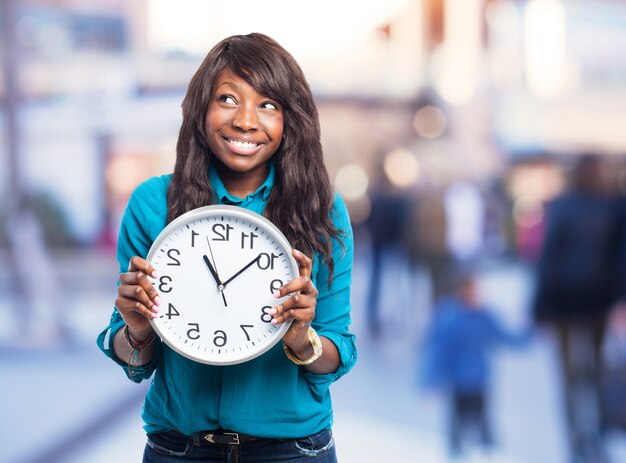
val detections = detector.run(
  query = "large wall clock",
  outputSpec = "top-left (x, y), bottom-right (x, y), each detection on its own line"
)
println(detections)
top-left (147, 205), bottom-right (298, 365)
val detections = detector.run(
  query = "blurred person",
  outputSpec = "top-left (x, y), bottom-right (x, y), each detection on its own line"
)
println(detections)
top-left (420, 267), bottom-right (531, 460)
top-left (405, 184), bottom-right (451, 305)
top-left (533, 154), bottom-right (619, 463)
top-left (96, 33), bottom-right (356, 463)
top-left (599, 305), bottom-right (626, 433)
top-left (5, 193), bottom-right (67, 345)
top-left (443, 180), bottom-right (486, 266)
top-left (364, 166), bottom-right (410, 337)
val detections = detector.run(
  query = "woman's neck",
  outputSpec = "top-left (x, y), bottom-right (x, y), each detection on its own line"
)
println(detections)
top-left (215, 162), bottom-right (268, 198)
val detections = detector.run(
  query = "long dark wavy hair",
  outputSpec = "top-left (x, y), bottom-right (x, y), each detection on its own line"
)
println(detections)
top-left (167, 33), bottom-right (343, 278)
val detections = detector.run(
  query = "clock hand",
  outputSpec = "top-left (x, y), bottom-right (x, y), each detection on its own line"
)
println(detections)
top-left (202, 254), bottom-right (228, 307)
top-left (202, 254), bottom-right (222, 286)
top-left (222, 254), bottom-right (261, 288)
top-left (204, 236), bottom-right (228, 307)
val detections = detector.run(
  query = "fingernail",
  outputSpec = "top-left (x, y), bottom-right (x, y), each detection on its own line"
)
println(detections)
top-left (293, 249), bottom-right (301, 255)
top-left (272, 290), bottom-right (281, 298)
top-left (154, 296), bottom-right (161, 307)
top-left (271, 318), bottom-right (279, 324)
top-left (151, 312), bottom-right (158, 318)
top-left (151, 270), bottom-right (158, 278)
top-left (268, 308), bottom-right (277, 315)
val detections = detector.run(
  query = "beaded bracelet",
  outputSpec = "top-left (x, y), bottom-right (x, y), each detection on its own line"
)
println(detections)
top-left (123, 325), bottom-right (156, 350)
top-left (124, 325), bottom-right (156, 381)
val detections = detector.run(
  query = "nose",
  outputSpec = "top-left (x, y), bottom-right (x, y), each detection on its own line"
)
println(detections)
top-left (232, 104), bottom-right (258, 132)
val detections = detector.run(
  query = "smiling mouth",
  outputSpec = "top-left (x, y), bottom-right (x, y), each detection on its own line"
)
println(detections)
top-left (227, 138), bottom-right (260, 150)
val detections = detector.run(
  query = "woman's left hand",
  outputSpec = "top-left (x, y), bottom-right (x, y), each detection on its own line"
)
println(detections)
top-left (269, 249), bottom-right (318, 354)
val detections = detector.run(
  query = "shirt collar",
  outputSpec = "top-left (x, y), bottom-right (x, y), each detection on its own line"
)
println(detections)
top-left (209, 162), bottom-right (275, 205)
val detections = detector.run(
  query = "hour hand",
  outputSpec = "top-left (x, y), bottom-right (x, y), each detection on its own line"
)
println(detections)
top-left (202, 255), bottom-right (222, 286)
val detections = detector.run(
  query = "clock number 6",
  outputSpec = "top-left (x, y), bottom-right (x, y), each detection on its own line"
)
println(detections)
top-left (213, 330), bottom-right (227, 347)
top-left (159, 275), bottom-right (173, 293)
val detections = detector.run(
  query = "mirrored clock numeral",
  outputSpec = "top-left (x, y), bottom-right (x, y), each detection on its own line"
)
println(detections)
top-left (191, 230), bottom-right (199, 247)
top-left (212, 223), bottom-right (234, 241)
top-left (187, 323), bottom-right (200, 340)
top-left (257, 252), bottom-right (279, 270)
top-left (241, 231), bottom-right (258, 249)
top-left (166, 303), bottom-right (180, 319)
top-left (159, 275), bottom-right (173, 293)
top-left (270, 279), bottom-right (283, 295)
top-left (167, 248), bottom-right (181, 266)
top-left (261, 306), bottom-right (273, 323)
top-left (240, 324), bottom-right (254, 341)
top-left (213, 330), bottom-right (227, 347)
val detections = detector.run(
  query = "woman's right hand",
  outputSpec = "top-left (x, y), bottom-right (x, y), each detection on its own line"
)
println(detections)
top-left (115, 256), bottom-right (161, 337)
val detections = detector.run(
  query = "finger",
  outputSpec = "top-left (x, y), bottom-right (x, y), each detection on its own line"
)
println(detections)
top-left (270, 304), bottom-right (315, 325)
top-left (291, 249), bottom-right (312, 278)
top-left (120, 272), bottom-right (162, 307)
top-left (274, 275), bottom-right (317, 299)
top-left (128, 255), bottom-right (158, 278)
top-left (269, 294), bottom-right (316, 324)
top-left (116, 288), bottom-right (159, 319)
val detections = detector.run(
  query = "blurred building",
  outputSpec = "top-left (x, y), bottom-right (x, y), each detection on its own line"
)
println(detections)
top-left (0, 0), bottom-right (625, 257)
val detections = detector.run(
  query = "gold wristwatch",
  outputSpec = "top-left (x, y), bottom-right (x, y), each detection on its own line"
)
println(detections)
top-left (283, 327), bottom-right (323, 365)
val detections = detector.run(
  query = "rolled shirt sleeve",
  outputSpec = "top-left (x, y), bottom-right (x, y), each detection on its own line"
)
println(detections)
top-left (303, 193), bottom-right (357, 400)
top-left (96, 177), bottom-right (168, 382)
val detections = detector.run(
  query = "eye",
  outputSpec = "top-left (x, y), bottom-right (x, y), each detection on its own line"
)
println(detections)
top-left (218, 95), bottom-right (237, 105)
top-left (260, 101), bottom-right (279, 110)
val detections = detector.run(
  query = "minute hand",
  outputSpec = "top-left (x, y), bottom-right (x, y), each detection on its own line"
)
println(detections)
top-left (222, 255), bottom-right (261, 287)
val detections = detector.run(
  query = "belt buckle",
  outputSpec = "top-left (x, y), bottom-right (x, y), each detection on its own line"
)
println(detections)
top-left (224, 432), bottom-right (240, 445)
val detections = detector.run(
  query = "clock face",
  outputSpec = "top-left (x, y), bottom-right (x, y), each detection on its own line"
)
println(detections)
top-left (146, 205), bottom-right (298, 365)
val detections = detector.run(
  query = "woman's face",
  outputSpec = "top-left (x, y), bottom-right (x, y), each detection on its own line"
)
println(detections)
top-left (204, 68), bottom-right (284, 194)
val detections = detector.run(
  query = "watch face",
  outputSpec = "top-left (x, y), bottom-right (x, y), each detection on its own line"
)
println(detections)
top-left (147, 205), bottom-right (298, 365)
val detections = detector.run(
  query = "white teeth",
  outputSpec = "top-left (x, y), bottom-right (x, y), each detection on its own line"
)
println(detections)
top-left (228, 139), bottom-right (258, 149)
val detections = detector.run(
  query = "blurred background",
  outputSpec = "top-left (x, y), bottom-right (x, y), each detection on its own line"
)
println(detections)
top-left (2, 0), bottom-right (626, 462)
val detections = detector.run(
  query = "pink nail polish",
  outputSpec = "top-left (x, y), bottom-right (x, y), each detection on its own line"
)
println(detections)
top-left (154, 296), bottom-right (161, 306)
top-left (268, 308), bottom-right (277, 315)
top-left (151, 270), bottom-right (158, 278)
top-left (273, 290), bottom-right (281, 298)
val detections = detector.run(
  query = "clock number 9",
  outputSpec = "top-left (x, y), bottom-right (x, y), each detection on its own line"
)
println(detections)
top-left (159, 275), bottom-right (173, 293)
top-left (269, 279), bottom-right (283, 295)
top-left (213, 330), bottom-right (227, 347)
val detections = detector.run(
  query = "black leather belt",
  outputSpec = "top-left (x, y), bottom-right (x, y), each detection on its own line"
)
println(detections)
top-left (198, 430), bottom-right (259, 445)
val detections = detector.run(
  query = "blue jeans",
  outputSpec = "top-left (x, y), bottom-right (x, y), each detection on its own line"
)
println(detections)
top-left (142, 428), bottom-right (337, 462)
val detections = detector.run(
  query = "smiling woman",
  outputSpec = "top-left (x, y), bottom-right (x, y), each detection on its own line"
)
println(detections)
top-left (204, 69), bottom-right (284, 193)
top-left (97, 32), bottom-right (356, 463)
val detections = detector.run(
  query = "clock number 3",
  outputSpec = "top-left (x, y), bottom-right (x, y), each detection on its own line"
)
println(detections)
top-left (159, 275), bottom-right (173, 293)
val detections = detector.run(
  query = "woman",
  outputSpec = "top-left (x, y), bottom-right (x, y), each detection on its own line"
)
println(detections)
top-left (97, 33), bottom-right (356, 462)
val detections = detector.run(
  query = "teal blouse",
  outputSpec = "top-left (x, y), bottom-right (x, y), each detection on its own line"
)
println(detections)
top-left (97, 163), bottom-right (357, 438)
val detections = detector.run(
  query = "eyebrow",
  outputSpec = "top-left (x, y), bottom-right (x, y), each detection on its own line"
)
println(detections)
top-left (217, 81), bottom-right (242, 91)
